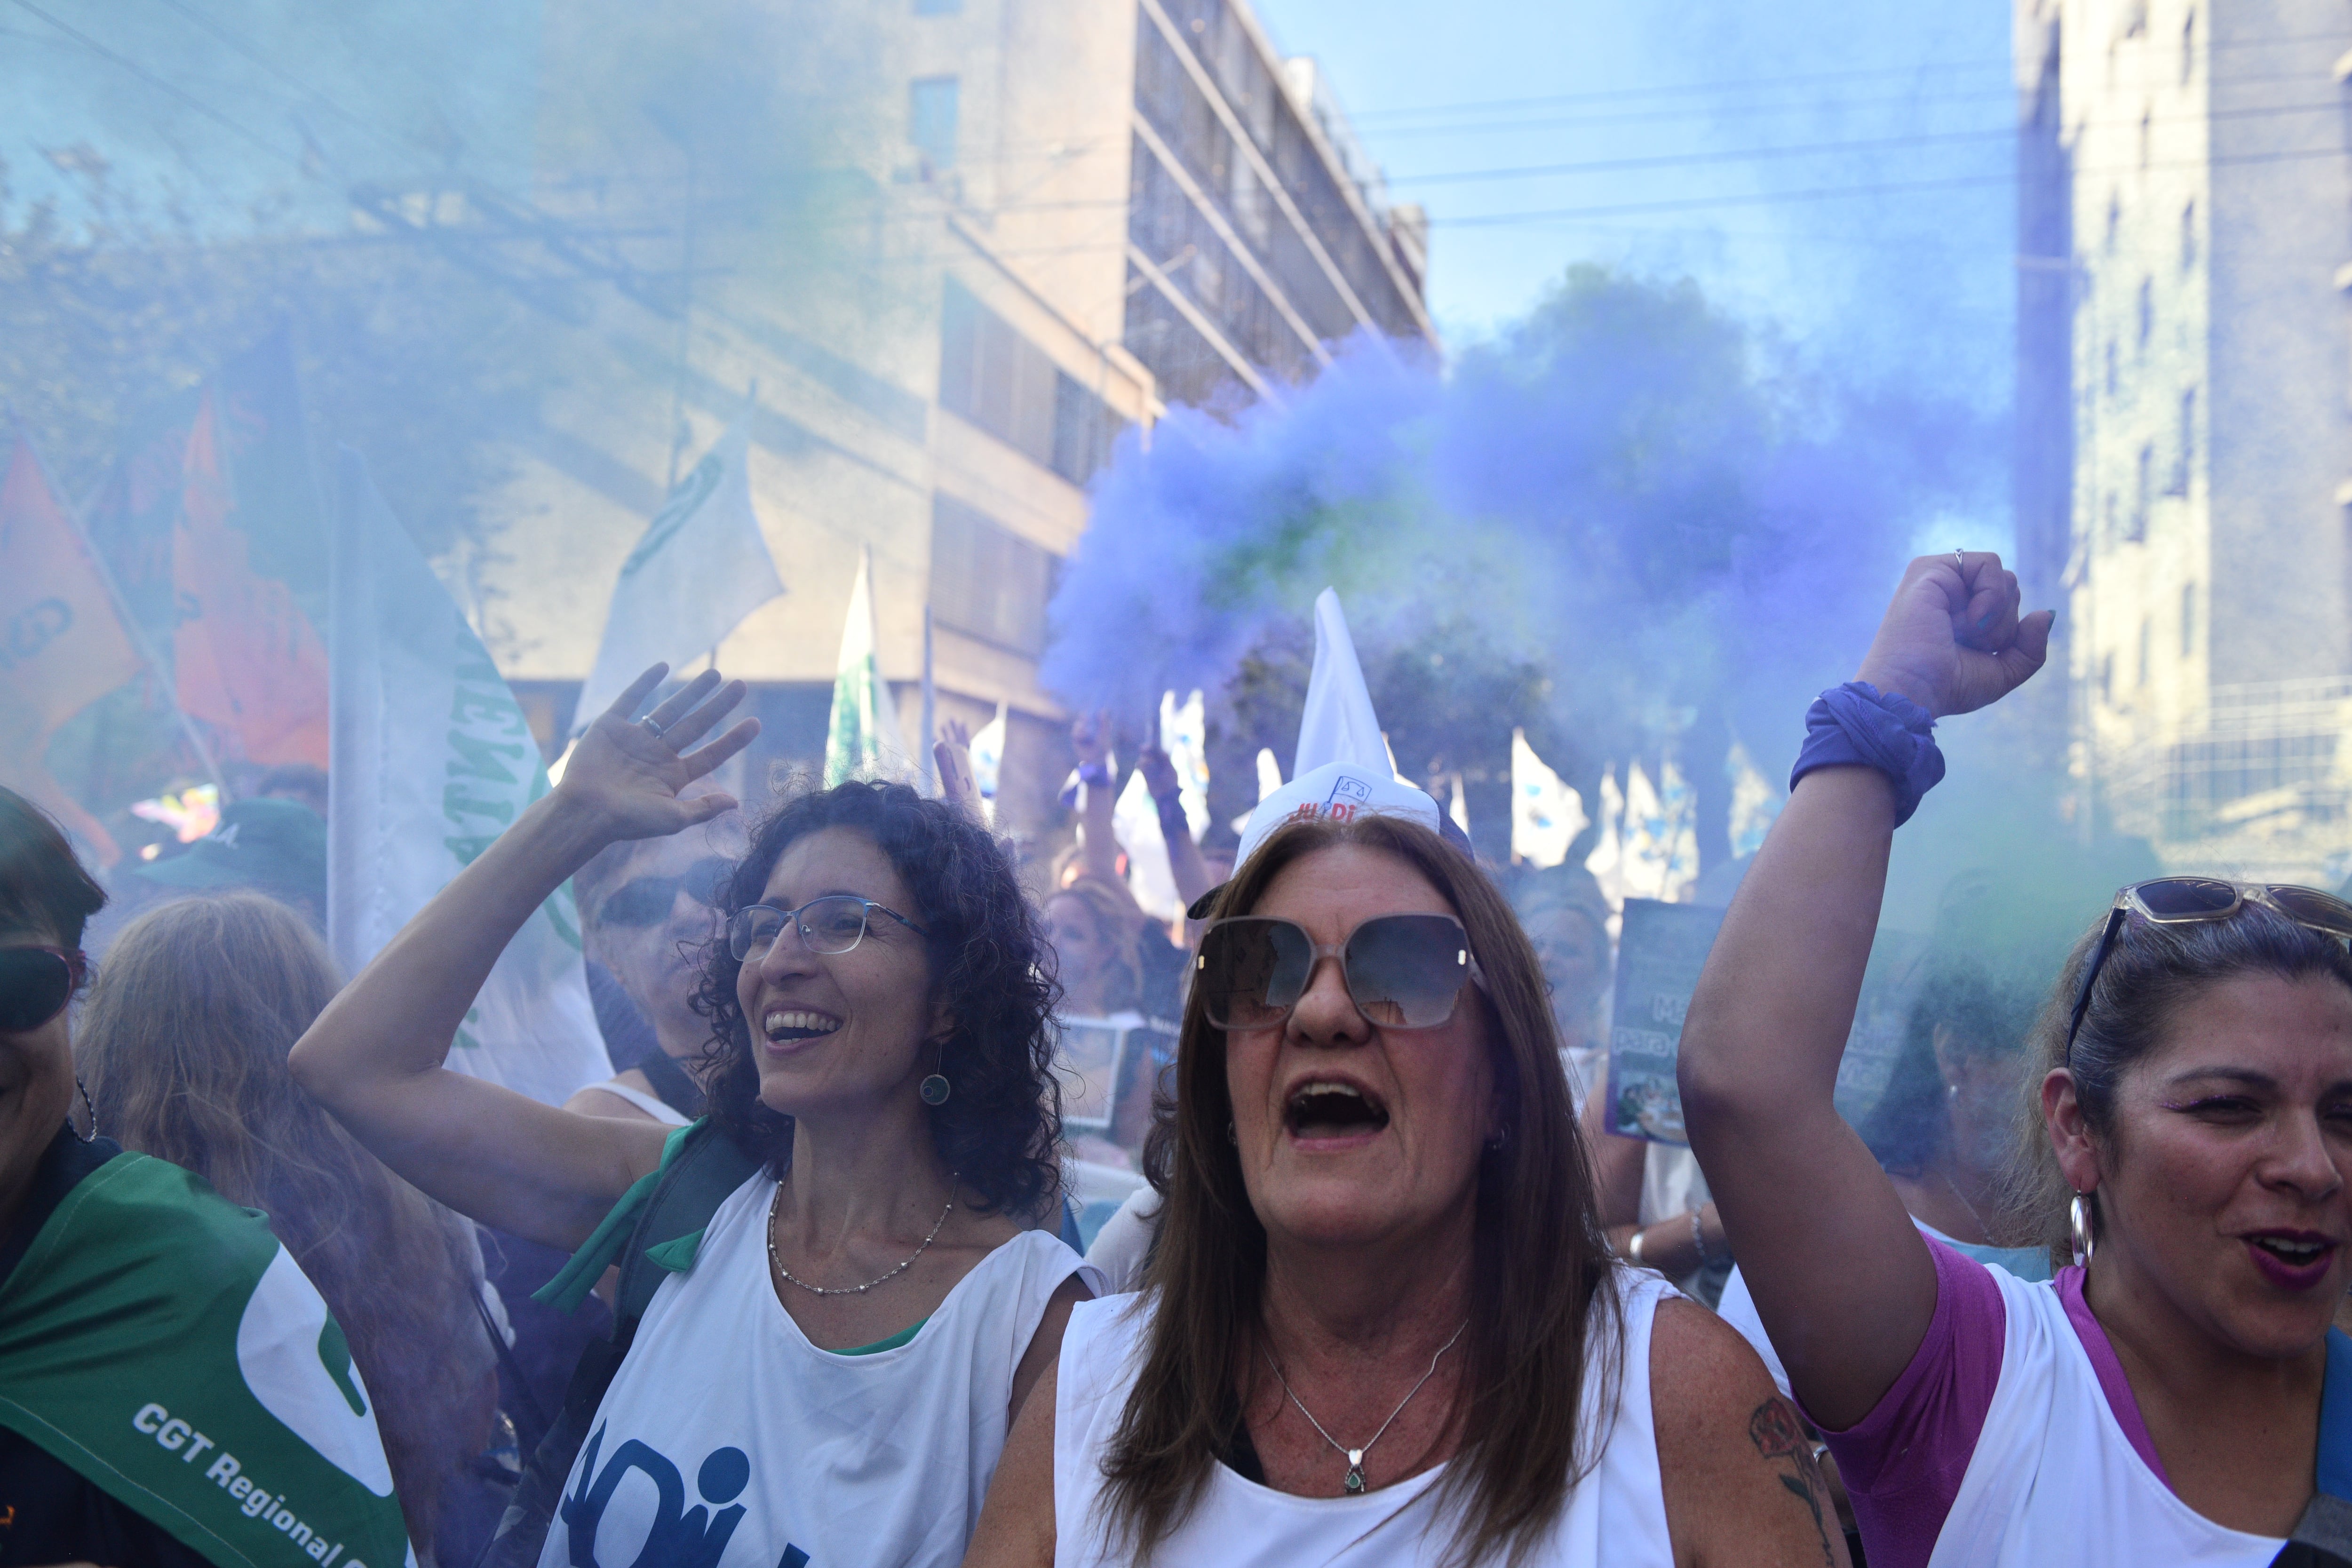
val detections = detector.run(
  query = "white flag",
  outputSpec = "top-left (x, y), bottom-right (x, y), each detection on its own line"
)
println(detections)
top-left (1113, 689), bottom-right (1212, 923)
top-left (573, 419), bottom-right (783, 734)
top-left (329, 449), bottom-right (612, 1106)
top-left (1585, 765), bottom-right (1624, 907)
top-left (969, 701), bottom-right (1008, 815)
top-left (1510, 728), bottom-right (1588, 869)
top-left (826, 546), bottom-right (909, 785)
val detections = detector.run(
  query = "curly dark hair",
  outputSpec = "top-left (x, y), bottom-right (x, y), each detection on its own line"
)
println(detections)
top-left (691, 780), bottom-right (1062, 1218)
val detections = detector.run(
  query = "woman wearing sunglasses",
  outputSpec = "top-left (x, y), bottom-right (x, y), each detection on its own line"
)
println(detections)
top-left (0, 788), bottom-right (409, 1566)
top-left (289, 666), bottom-right (1094, 1568)
top-left (966, 809), bottom-right (1845, 1568)
top-left (1680, 551), bottom-right (2352, 1567)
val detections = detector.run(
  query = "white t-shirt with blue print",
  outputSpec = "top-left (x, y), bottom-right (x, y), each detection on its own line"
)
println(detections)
top-left (540, 1173), bottom-right (1094, 1568)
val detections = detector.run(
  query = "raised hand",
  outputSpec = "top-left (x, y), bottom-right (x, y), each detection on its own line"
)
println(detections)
top-left (556, 665), bottom-right (761, 842)
top-left (1135, 742), bottom-right (1179, 800)
top-left (935, 716), bottom-right (983, 822)
top-left (1070, 709), bottom-right (1112, 771)
top-left (1855, 552), bottom-right (2054, 720)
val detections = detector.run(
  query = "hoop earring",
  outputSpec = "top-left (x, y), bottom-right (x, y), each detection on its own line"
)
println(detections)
top-left (2069, 1192), bottom-right (2096, 1268)
top-left (919, 1074), bottom-right (951, 1106)
top-left (1226, 1120), bottom-right (1237, 1145)
top-left (72, 1077), bottom-right (97, 1144)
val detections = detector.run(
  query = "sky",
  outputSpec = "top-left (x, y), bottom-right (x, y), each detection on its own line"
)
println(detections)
top-left (1254, 0), bottom-right (2021, 534)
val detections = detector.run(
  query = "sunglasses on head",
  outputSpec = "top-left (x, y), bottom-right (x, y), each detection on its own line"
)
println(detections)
top-left (1195, 914), bottom-right (1476, 1032)
top-left (2063, 878), bottom-right (2352, 1064)
top-left (0, 946), bottom-right (87, 1034)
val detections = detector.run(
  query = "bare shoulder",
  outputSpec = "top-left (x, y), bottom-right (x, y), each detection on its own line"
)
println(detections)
top-left (1648, 1298), bottom-right (1849, 1568)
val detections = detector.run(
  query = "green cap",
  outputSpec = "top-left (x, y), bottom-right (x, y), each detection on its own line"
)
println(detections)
top-left (133, 797), bottom-right (327, 909)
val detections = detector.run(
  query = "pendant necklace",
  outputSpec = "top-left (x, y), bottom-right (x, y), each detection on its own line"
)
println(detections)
top-left (767, 1177), bottom-right (955, 1297)
top-left (1261, 1319), bottom-right (1469, 1494)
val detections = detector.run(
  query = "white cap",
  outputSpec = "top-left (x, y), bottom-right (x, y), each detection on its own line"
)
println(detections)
top-left (1231, 760), bottom-right (1444, 875)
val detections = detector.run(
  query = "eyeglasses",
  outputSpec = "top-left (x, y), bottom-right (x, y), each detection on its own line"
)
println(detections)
top-left (601, 860), bottom-right (732, 929)
top-left (1195, 914), bottom-right (1475, 1032)
top-left (0, 946), bottom-right (87, 1034)
top-left (2063, 878), bottom-right (2352, 1063)
top-left (727, 897), bottom-right (929, 961)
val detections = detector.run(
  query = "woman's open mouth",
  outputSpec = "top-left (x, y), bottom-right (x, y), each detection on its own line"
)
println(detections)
top-left (1283, 1080), bottom-right (1391, 1144)
top-left (2244, 1230), bottom-right (2339, 1291)
top-left (762, 1009), bottom-right (842, 1050)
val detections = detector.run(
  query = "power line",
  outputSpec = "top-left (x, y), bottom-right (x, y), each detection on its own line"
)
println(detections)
top-left (8, 0), bottom-right (296, 167)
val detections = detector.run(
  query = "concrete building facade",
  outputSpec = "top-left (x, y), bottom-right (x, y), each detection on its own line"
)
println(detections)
top-left (2016, 0), bottom-right (2352, 876)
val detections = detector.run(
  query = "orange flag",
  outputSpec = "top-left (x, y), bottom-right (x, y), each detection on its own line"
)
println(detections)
top-left (172, 389), bottom-right (330, 767)
top-left (0, 434), bottom-right (145, 862)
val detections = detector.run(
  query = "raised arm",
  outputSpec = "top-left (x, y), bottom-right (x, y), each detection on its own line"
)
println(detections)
top-left (1071, 710), bottom-right (1120, 883)
top-left (289, 667), bottom-right (758, 1251)
top-left (1135, 743), bottom-right (1215, 907)
top-left (1677, 554), bottom-right (2050, 1429)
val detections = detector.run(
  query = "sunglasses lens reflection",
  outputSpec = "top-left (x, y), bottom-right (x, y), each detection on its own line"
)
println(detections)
top-left (2134, 877), bottom-right (2240, 920)
top-left (1345, 914), bottom-right (1469, 1028)
top-left (0, 949), bottom-right (74, 1033)
top-left (2269, 886), bottom-right (2352, 938)
top-left (1200, 919), bottom-right (1311, 1029)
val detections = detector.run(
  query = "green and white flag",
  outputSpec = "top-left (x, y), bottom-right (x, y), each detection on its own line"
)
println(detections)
top-left (572, 418), bottom-right (784, 736)
top-left (0, 1152), bottom-right (411, 1568)
top-left (824, 546), bottom-right (909, 786)
top-left (328, 449), bottom-right (612, 1106)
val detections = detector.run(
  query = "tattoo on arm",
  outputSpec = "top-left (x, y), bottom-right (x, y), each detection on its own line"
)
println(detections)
top-left (1749, 1396), bottom-right (1836, 1567)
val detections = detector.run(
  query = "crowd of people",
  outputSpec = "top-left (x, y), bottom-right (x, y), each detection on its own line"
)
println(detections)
top-left (6, 552), bottom-right (2351, 1568)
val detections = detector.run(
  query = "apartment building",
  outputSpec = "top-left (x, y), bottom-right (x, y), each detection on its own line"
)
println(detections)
top-left (2016, 0), bottom-right (2352, 875)
top-left (453, 0), bottom-right (1437, 840)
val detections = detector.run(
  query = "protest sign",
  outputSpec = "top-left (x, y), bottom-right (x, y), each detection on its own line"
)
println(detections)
top-left (1605, 897), bottom-right (1925, 1146)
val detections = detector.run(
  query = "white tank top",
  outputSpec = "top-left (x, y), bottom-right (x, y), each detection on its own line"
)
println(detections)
top-left (540, 1173), bottom-right (1097, 1568)
top-left (1925, 1262), bottom-right (2285, 1568)
top-left (1051, 1270), bottom-right (1678, 1567)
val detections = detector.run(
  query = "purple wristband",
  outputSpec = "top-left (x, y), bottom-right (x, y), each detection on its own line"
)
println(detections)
top-left (1078, 761), bottom-right (1112, 788)
top-left (1788, 681), bottom-right (1946, 826)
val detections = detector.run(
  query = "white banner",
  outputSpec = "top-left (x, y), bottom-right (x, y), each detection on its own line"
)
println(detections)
top-left (329, 448), bottom-right (612, 1106)
top-left (1510, 727), bottom-right (1587, 868)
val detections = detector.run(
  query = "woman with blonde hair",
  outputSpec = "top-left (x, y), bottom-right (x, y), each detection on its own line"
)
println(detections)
top-left (79, 890), bottom-right (497, 1560)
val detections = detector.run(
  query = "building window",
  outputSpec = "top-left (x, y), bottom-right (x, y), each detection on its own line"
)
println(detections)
top-left (2182, 9), bottom-right (2195, 83)
top-left (2139, 107), bottom-right (2152, 171)
top-left (939, 278), bottom-right (1122, 484)
top-left (2131, 443), bottom-right (2153, 540)
top-left (2138, 618), bottom-right (2151, 687)
top-left (2137, 278), bottom-right (2153, 350)
top-left (2106, 339), bottom-right (2119, 398)
top-left (2101, 650), bottom-right (2115, 703)
top-left (930, 494), bottom-right (1056, 655)
top-left (2106, 191), bottom-right (2121, 252)
top-left (2171, 385), bottom-right (2196, 495)
top-left (2181, 581), bottom-right (2196, 656)
top-left (2181, 199), bottom-right (2197, 271)
top-left (910, 76), bottom-right (960, 172)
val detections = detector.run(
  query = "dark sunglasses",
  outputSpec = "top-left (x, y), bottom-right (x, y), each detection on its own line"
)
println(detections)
top-left (601, 860), bottom-right (732, 929)
top-left (1195, 914), bottom-right (1476, 1032)
top-left (0, 946), bottom-right (87, 1034)
top-left (2064, 878), bottom-right (2352, 1064)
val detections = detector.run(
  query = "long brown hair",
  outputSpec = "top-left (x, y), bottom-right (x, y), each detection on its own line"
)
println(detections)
top-left (1100, 813), bottom-right (1621, 1568)
top-left (78, 893), bottom-right (493, 1552)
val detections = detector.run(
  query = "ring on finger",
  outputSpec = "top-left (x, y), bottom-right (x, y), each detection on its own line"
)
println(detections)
top-left (1950, 549), bottom-right (1965, 572)
top-left (638, 714), bottom-right (673, 745)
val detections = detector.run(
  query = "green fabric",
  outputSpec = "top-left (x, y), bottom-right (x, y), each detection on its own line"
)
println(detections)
top-left (0, 1151), bottom-right (411, 1568)
top-left (827, 1317), bottom-right (928, 1357)
top-left (533, 1120), bottom-right (700, 1314)
top-left (642, 1229), bottom-right (703, 1273)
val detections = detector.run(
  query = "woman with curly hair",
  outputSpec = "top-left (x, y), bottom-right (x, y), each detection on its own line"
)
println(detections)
top-left (290, 667), bottom-right (1094, 1568)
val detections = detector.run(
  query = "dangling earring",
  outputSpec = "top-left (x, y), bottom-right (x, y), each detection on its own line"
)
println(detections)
top-left (2069, 1192), bottom-right (2096, 1268)
top-left (72, 1077), bottom-right (97, 1144)
top-left (1225, 1120), bottom-right (1237, 1145)
top-left (919, 1073), bottom-right (952, 1106)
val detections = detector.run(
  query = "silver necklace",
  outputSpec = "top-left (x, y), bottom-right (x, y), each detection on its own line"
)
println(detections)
top-left (1261, 1320), bottom-right (1469, 1494)
top-left (766, 1177), bottom-right (954, 1297)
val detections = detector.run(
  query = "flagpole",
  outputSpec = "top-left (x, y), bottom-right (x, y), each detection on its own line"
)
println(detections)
top-left (16, 417), bottom-right (226, 798)
top-left (921, 604), bottom-right (938, 796)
